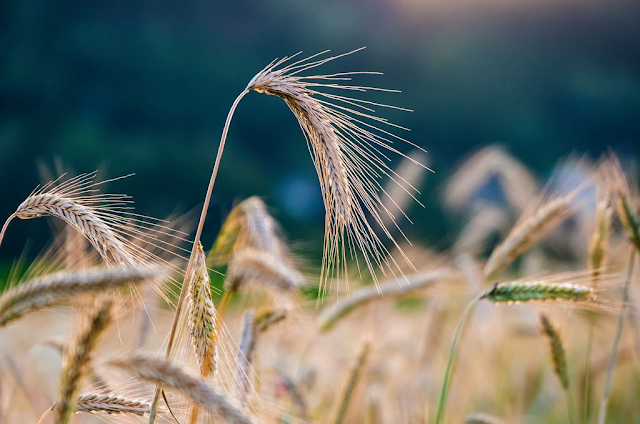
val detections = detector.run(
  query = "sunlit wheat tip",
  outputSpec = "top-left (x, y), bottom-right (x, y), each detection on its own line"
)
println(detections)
top-left (540, 314), bottom-right (569, 389)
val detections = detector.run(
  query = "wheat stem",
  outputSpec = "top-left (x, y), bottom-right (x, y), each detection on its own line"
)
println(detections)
top-left (597, 249), bottom-right (636, 424)
top-left (333, 342), bottom-right (370, 424)
top-left (435, 295), bottom-right (481, 424)
top-left (148, 89), bottom-right (249, 423)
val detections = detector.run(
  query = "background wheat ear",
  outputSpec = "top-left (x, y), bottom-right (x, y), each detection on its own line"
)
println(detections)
top-left (109, 355), bottom-right (256, 424)
top-left (0, 265), bottom-right (161, 327)
top-left (54, 299), bottom-right (113, 424)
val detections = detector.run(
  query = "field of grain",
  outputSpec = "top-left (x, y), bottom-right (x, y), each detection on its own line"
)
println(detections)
top-left (0, 50), bottom-right (639, 424)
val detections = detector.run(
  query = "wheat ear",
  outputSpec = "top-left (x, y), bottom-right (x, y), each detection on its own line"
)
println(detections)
top-left (254, 308), bottom-right (288, 333)
top-left (540, 314), bottom-right (575, 424)
top-left (481, 281), bottom-right (593, 303)
top-left (483, 194), bottom-right (576, 280)
top-left (0, 266), bottom-right (160, 327)
top-left (332, 342), bottom-right (370, 424)
top-left (247, 49), bottom-right (428, 292)
top-left (318, 268), bottom-right (452, 332)
top-left (226, 248), bottom-right (304, 294)
top-left (54, 300), bottom-right (113, 424)
top-left (74, 393), bottom-right (153, 415)
top-left (187, 243), bottom-right (218, 377)
top-left (110, 355), bottom-right (255, 424)
top-left (235, 310), bottom-right (257, 408)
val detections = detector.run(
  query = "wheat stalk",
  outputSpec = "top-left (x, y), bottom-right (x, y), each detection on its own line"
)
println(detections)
top-left (481, 281), bottom-right (593, 303)
top-left (110, 355), bottom-right (255, 424)
top-left (0, 266), bottom-right (160, 327)
top-left (54, 300), bottom-right (113, 424)
top-left (332, 341), bottom-right (370, 424)
top-left (483, 193), bottom-right (577, 280)
top-left (318, 268), bottom-right (452, 332)
top-left (74, 393), bottom-right (153, 415)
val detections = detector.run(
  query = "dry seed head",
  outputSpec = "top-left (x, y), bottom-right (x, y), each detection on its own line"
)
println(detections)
top-left (225, 248), bottom-right (304, 294)
top-left (483, 193), bottom-right (576, 280)
top-left (187, 243), bottom-right (218, 377)
top-left (235, 310), bottom-right (257, 408)
top-left (246, 49), bottom-right (428, 292)
top-left (109, 355), bottom-right (255, 424)
top-left (540, 314), bottom-right (569, 389)
top-left (589, 199), bottom-right (613, 278)
top-left (604, 155), bottom-right (640, 252)
top-left (210, 197), bottom-right (285, 266)
top-left (318, 268), bottom-right (452, 332)
top-left (74, 393), bottom-right (152, 415)
top-left (0, 266), bottom-right (160, 327)
top-left (482, 281), bottom-right (593, 303)
top-left (55, 300), bottom-right (113, 424)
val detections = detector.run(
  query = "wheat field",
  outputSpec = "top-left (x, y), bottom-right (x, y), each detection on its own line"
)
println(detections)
top-left (0, 50), bottom-right (639, 424)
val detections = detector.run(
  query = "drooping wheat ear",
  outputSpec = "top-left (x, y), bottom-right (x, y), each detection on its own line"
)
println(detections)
top-left (54, 300), bottom-right (113, 424)
top-left (247, 49), bottom-right (428, 292)
top-left (225, 248), bottom-right (305, 294)
top-left (109, 355), bottom-right (255, 424)
top-left (74, 393), bottom-right (153, 415)
top-left (235, 310), bottom-right (257, 408)
top-left (481, 281), bottom-right (593, 303)
top-left (483, 193), bottom-right (577, 280)
top-left (254, 308), bottom-right (288, 333)
top-left (187, 243), bottom-right (218, 377)
top-left (445, 145), bottom-right (537, 212)
top-left (0, 172), bottom-right (184, 268)
top-left (318, 268), bottom-right (452, 332)
top-left (210, 197), bottom-right (285, 266)
top-left (0, 266), bottom-right (160, 327)
top-left (332, 341), bottom-right (370, 424)
top-left (540, 314), bottom-right (569, 389)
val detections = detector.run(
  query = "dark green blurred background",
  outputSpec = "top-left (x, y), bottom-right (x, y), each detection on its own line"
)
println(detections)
top-left (1, 0), bottom-right (639, 265)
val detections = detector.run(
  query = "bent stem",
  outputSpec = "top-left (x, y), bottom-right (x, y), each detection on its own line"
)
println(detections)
top-left (597, 249), bottom-right (636, 424)
top-left (0, 213), bottom-right (16, 251)
top-left (148, 89), bottom-right (249, 424)
top-left (435, 295), bottom-right (480, 424)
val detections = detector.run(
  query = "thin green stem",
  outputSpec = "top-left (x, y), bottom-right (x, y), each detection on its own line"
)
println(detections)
top-left (147, 89), bottom-right (249, 423)
top-left (435, 295), bottom-right (480, 424)
top-left (597, 249), bottom-right (636, 424)
top-left (582, 314), bottom-right (595, 424)
top-left (566, 386), bottom-right (576, 424)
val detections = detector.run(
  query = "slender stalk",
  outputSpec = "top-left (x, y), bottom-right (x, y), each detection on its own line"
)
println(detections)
top-left (597, 250), bottom-right (636, 424)
top-left (148, 89), bottom-right (249, 423)
top-left (566, 387), bottom-right (576, 424)
top-left (0, 213), bottom-right (15, 250)
top-left (582, 315), bottom-right (595, 423)
top-left (435, 295), bottom-right (480, 424)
